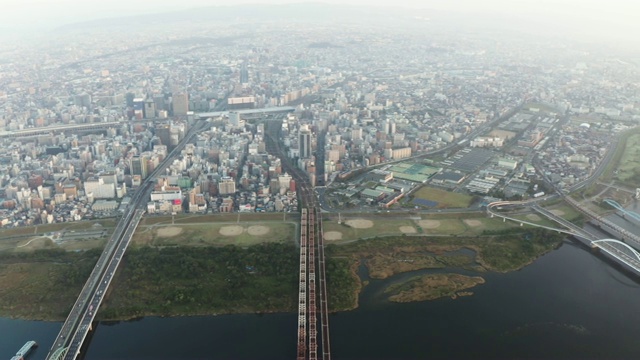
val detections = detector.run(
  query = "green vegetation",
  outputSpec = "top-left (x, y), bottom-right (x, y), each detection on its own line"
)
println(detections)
top-left (326, 227), bottom-right (564, 309)
top-left (385, 273), bottom-right (485, 302)
top-left (322, 214), bottom-right (520, 244)
top-left (478, 228), bottom-right (564, 272)
top-left (602, 127), bottom-right (640, 184)
top-left (133, 222), bottom-right (295, 247)
top-left (326, 227), bottom-right (564, 310)
top-left (613, 132), bottom-right (640, 187)
top-left (0, 249), bottom-right (100, 320)
top-left (0, 210), bottom-right (564, 320)
top-left (101, 243), bottom-right (298, 319)
top-left (326, 258), bottom-right (360, 311)
top-left (410, 186), bottom-right (474, 208)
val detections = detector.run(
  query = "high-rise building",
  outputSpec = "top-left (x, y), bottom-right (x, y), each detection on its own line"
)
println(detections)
top-left (172, 93), bottom-right (189, 116)
top-left (229, 111), bottom-right (240, 127)
top-left (299, 125), bottom-right (311, 159)
top-left (132, 98), bottom-right (145, 119)
top-left (144, 100), bottom-right (156, 119)
top-left (240, 62), bottom-right (249, 84)
top-left (130, 155), bottom-right (148, 179)
top-left (153, 95), bottom-right (166, 111)
top-left (219, 177), bottom-right (236, 195)
top-left (156, 124), bottom-right (171, 147)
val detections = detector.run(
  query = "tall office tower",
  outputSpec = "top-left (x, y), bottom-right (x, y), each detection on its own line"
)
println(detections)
top-left (240, 62), bottom-right (249, 84)
top-left (153, 95), bottom-right (166, 111)
top-left (144, 100), bottom-right (156, 119)
top-left (382, 119), bottom-right (390, 134)
top-left (156, 124), bottom-right (171, 147)
top-left (229, 111), bottom-right (240, 127)
top-left (132, 98), bottom-right (145, 119)
top-left (299, 125), bottom-right (312, 159)
top-left (172, 93), bottom-right (189, 116)
top-left (130, 155), bottom-right (149, 179)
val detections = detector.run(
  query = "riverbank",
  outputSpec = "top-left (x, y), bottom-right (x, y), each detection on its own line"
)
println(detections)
top-left (328, 228), bottom-right (564, 309)
top-left (0, 228), bottom-right (563, 321)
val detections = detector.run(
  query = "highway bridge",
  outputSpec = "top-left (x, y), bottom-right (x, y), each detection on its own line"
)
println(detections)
top-left (264, 119), bottom-right (331, 360)
top-left (50, 208), bottom-right (146, 360)
top-left (486, 201), bottom-right (595, 239)
top-left (563, 195), bottom-right (640, 249)
top-left (46, 119), bottom-right (210, 360)
top-left (47, 191), bottom-right (149, 360)
top-left (486, 201), bottom-right (640, 276)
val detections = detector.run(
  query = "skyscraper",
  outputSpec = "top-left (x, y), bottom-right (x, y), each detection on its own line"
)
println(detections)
top-left (132, 98), bottom-right (145, 119)
top-left (130, 155), bottom-right (148, 179)
top-left (144, 100), bottom-right (156, 119)
top-left (172, 93), bottom-right (189, 116)
top-left (299, 125), bottom-right (311, 159)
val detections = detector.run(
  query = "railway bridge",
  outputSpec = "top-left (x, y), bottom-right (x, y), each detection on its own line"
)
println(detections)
top-left (264, 118), bottom-right (331, 360)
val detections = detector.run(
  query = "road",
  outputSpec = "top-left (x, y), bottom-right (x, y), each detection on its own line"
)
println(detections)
top-left (47, 119), bottom-right (210, 360)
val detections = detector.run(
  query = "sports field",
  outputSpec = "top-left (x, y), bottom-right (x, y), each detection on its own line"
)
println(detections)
top-left (411, 186), bottom-right (474, 208)
top-left (133, 220), bottom-right (296, 247)
top-left (321, 213), bottom-right (518, 244)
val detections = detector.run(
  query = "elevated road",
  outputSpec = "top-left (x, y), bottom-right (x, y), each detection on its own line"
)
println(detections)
top-left (46, 119), bottom-right (210, 360)
top-left (530, 204), bottom-right (598, 241)
top-left (47, 185), bottom-right (151, 360)
top-left (62, 209), bottom-right (146, 360)
top-left (196, 106), bottom-right (295, 119)
top-left (485, 201), bottom-right (588, 238)
top-left (592, 239), bottom-right (640, 274)
top-left (0, 122), bottom-right (123, 139)
top-left (563, 195), bottom-right (640, 250)
top-left (486, 201), bottom-right (640, 277)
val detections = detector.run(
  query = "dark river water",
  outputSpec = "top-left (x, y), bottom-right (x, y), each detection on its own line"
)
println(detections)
top-left (3, 240), bottom-right (640, 359)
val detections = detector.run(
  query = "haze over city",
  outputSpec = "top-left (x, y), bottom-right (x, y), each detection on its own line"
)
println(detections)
top-left (2, 0), bottom-right (640, 359)
top-left (1, 0), bottom-right (640, 47)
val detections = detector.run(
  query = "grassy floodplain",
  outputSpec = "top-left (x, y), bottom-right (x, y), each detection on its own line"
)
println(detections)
top-left (613, 132), bottom-right (640, 187)
top-left (0, 211), bottom-right (563, 320)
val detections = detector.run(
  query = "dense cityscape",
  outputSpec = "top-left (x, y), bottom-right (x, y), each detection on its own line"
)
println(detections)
top-left (3, 2), bottom-right (640, 360)
top-left (1, 13), bottom-right (639, 229)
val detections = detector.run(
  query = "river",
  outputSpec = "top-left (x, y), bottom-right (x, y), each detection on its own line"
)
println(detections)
top-left (3, 240), bottom-right (640, 359)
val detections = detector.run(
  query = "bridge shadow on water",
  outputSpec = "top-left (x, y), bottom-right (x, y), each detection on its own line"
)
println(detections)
top-left (75, 321), bottom-right (98, 360)
top-left (565, 237), bottom-right (640, 287)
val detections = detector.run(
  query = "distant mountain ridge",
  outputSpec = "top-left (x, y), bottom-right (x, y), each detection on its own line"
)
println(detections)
top-left (53, 3), bottom-right (426, 32)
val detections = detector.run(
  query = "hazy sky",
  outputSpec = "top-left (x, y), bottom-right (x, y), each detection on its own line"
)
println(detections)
top-left (1, 0), bottom-right (639, 44)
